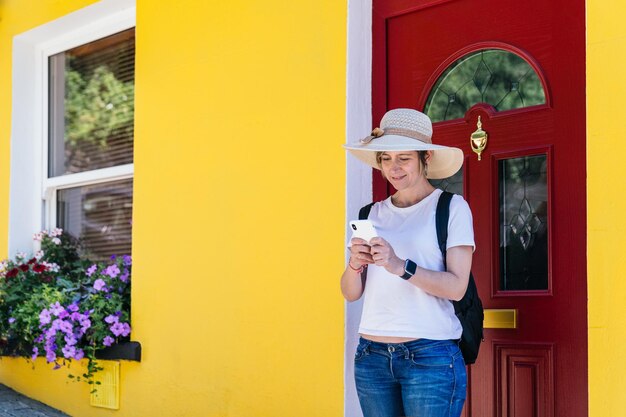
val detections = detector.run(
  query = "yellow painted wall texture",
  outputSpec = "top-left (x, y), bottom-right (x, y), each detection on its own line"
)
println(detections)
top-left (0, 1), bottom-right (347, 416)
top-left (587, 1), bottom-right (626, 416)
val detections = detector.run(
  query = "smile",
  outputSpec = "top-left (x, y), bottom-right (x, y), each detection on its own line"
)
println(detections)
top-left (391, 175), bottom-right (407, 181)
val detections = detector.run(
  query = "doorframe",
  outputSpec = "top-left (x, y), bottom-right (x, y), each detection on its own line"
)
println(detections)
top-left (344, 1), bottom-right (373, 416)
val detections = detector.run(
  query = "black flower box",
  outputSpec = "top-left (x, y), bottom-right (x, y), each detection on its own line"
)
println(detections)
top-left (0, 340), bottom-right (142, 362)
top-left (95, 341), bottom-right (141, 361)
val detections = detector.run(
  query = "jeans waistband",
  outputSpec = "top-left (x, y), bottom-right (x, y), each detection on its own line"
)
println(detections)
top-left (359, 337), bottom-right (457, 353)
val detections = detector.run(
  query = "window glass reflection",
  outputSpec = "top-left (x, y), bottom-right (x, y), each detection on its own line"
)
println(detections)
top-left (424, 49), bottom-right (546, 122)
top-left (499, 155), bottom-right (548, 291)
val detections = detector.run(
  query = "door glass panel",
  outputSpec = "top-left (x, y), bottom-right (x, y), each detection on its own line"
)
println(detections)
top-left (429, 167), bottom-right (463, 196)
top-left (424, 49), bottom-right (546, 122)
top-left (499, 155), bottom-right (548, 291)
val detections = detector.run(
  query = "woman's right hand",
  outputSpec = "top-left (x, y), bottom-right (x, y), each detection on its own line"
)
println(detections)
top-left (349, 238), bottom-right (374, 268)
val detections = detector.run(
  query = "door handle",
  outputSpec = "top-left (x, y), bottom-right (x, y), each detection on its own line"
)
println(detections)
top-left (484, 309), bottom-right (517, 329)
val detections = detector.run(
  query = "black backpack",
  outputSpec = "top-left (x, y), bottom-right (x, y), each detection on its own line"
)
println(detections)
top-left (358, 191), bottom-right (484, 365)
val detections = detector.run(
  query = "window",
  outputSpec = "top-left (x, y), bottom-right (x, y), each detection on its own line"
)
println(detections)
top-left (424, 49), bottom-right (546, 122)
top-left (47, 29), bottom-right (135, 261)
top-left (9, 0), bottom-right (135, 258)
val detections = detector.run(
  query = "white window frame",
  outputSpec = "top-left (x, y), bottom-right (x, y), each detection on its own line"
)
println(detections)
top-left (9, 0), bottom-right (136, 256)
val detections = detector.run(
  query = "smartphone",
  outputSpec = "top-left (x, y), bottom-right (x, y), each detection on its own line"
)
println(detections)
top-left (349, 220), bottom-right (378, 244)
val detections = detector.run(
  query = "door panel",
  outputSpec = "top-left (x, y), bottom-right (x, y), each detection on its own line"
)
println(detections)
top-left (373, 1), bottom-right (587, 416)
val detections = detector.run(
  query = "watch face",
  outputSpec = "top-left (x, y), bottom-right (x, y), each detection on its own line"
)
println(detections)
top-left (405, 259), bottom-right (417, 275)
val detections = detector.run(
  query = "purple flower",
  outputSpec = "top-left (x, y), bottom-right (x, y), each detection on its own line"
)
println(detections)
top-left (68, 303), bottom-right (79, 312)
top-left (73, 349), bottom-right (84, 361)
top-left (31, 347), bottom-right (39, 361)
top-left (58, 320), bottom-right (73, 334)
top-left (103, 336), bottom-right (115, 347)
top-left (64, 335), bottom-right (77, 346)
top-left (120, 270), bottom-right (130, 283)
top-left (62, 345), bottom-right (76, 359)
top-left (58, 309), bottom-right (69, 319)
top-left (70, 312), bottom-right (81, 321)
top-left (123, 255), bottom-right (132, 266)
top-left (45, 350), bottom-right (56, 363)
top-left (93, 279), bottom-right (107, 292)
top-left (109, 322), bottom-right (131, 337)
top-left (8, 318), bottom-right (15, 324)
top-left (104, 264), bottom-right (120, 278)
top-left (110, 255), bottom-right (117, 261)
top-left (86, 264), bottom-right (98, 277)
top-left (105, 314), bottom-right (119, 324)
top-left (50, 319), bottom-right (61, 331)
top-left (50, 302), bottom-right (64, 316)
top-left (39, 309), bottom-right (51, 325)
top-left (79, 318), bottom-right (91, 333)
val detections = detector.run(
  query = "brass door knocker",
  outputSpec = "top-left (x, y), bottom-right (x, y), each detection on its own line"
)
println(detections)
top-left (470, 116), bottom-right (488, 161)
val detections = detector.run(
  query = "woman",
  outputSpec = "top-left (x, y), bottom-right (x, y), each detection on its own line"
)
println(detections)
top-left (341, 108), bottom-right (474, 417)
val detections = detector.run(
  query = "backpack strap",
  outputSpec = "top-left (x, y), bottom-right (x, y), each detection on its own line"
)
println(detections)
top-left (359, 202), bottom-right (375, 220)
top-left (435, 191), bottom-right (454, 267)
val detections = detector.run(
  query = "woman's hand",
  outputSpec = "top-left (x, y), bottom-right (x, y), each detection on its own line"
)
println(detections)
top-left (349, 238), bottom-right (374, 269)
top-left (369, 237), bottom-right (404, 276)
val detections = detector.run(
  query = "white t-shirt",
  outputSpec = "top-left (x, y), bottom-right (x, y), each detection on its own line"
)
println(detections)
top-left (358, 189), bottom-right (475, 340)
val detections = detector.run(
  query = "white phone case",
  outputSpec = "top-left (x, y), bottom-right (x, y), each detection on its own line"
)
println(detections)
top-left (349, 220), bottom-right (378, 244)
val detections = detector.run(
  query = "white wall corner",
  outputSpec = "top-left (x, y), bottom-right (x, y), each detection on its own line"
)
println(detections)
top-left (345, 0), bottom-right (372, 416)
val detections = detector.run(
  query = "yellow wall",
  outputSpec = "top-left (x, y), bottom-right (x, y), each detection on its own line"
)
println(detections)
top-left (0, 1), bottom-right (347, 416)
top-left (587, 1), bottom-right (626, 416)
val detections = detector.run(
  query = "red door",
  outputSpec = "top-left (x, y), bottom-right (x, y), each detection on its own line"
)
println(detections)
top-left (373, 1), bottom-right (587, 416)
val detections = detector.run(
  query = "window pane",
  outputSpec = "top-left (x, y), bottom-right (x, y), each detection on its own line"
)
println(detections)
top-left (57, 179), bottom-right (133, 262)
top-left (49, 29), bottom-right (135, 177)
top-left (424, 49), bottom-right (546, 122)
top-left (499, 155), bottom-right (548, 291)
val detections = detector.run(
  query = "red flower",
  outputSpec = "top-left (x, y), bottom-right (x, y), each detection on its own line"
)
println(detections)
top-left (33, 264), bottom-right (46, 273)
top-left (5, 268), bottom-right (18, 278)
top-left (18, 264), bottom-right (29, 272)
top-left (27, 258), bottom-right (36, 265)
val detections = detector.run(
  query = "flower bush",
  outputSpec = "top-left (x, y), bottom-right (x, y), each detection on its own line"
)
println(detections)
top-left (0, 229), bottom-right (131, 383)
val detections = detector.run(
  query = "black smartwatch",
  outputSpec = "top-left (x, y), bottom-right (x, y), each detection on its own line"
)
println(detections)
top-left (400, 259), bottom-right (417, 280)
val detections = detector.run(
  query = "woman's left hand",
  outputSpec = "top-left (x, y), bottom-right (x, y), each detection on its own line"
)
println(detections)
top-left (369, 237), bottom-right (405, 276)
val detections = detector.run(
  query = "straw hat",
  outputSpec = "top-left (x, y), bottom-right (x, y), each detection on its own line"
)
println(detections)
top-left (344, 108), bottom-right (464, 179)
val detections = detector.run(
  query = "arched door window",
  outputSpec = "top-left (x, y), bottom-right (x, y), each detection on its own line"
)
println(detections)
top-left (424, 49), bottom-right (546, 122)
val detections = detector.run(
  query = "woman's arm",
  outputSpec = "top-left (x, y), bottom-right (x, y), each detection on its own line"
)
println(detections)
top-left (370, 237), bottom-right (472, 301)
top-left (340, 238), bottom-right (374, 302)
top-left (405, 246), bottom-right (472, 301)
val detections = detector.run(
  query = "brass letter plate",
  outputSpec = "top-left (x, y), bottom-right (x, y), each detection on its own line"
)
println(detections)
top-left (484, 309), bottom-right (517, 329)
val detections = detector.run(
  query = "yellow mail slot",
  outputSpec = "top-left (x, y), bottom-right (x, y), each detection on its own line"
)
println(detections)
top-left (484, 309), bottom-right (517, 329)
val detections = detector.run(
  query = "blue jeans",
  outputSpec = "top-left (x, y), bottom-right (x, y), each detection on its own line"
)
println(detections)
top-left (354, 337), bottom-right (466, 417)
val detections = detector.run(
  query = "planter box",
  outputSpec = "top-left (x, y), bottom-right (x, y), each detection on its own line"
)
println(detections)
top-left (95, 341), bottom-right (141, 361)
top-left (0, 340), bottom-right (142, 362)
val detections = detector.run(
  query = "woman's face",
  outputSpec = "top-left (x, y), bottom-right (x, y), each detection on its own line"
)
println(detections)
top-left (379, 151), bottom-right (430, 191)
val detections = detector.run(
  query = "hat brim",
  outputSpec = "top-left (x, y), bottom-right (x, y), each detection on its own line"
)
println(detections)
top-left (343, 134), bottom-right (464, 179)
